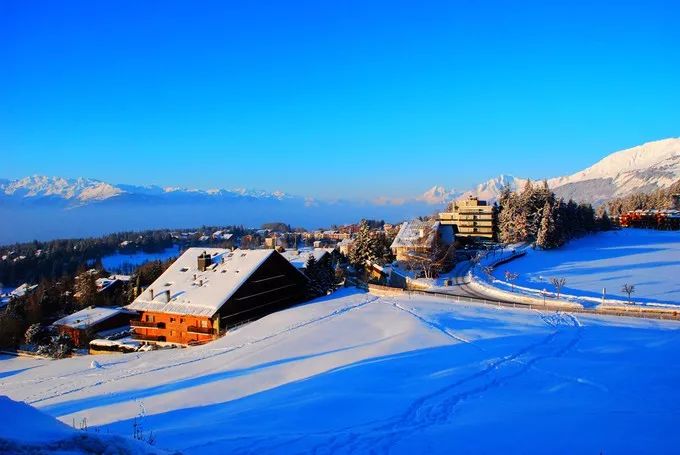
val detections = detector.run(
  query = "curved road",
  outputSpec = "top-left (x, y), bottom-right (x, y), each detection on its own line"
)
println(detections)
top-left (434, 260), bottom-right (531, 306)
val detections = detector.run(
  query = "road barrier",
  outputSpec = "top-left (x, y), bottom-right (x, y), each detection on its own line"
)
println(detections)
top-left (357, 282), bottom-right (680, 322)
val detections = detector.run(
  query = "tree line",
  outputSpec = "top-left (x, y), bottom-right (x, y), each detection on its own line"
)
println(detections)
top-left (0, 225), bottom-right (251, 287)
top-left (0, 258), bottom-right (174, 349)
top-left (606, 178), bottom-right (680, 216)
top-left (498, 180), bottom-right (612, 249)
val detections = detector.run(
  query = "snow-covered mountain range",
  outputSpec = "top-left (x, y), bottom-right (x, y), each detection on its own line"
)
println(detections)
top-left (0, 175), bottom-right (289, 206)
top-left (428, 137), bottom-right (680, 205)
top-left (3, 138), bottom-right (678, 208)
top-left (1, 138), bottom-right (678, 243)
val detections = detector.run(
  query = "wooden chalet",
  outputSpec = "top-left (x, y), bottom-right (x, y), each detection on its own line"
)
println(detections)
top-left (53, 307), bottom-right (136, 348)
top-left (127, 248), bottom-right (308, 345)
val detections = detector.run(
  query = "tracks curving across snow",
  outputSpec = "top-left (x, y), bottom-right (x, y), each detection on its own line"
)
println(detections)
top-left (17, 294), bottom-right (381, 407)
top-left (313, 302), bottom-right (584, 454)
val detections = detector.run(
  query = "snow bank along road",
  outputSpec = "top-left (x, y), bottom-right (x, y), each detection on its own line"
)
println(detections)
top-left (489, 229), bottom-right (680, 307)
top-left (2, 288), bottom-right (680, 453)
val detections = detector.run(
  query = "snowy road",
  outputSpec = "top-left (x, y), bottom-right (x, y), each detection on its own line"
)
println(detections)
top-left (2, 289), bottom-right (680, 453)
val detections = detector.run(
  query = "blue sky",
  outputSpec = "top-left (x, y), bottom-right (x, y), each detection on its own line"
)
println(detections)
top-left (1, 0), bottom-right (679, 199)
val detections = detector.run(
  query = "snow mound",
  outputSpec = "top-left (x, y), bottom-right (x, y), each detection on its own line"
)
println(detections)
top-left (0, 396), bottom-right (165, 454)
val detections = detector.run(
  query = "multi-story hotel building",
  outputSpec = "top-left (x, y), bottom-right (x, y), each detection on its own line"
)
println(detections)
top-left (439, 196), bottom-right (495, 239)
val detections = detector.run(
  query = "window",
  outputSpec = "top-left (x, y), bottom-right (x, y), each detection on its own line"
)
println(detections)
top-left (201, 320), bottom-right (209, 328)
top-left (170, 330), bottom-right (176, 336)
top-left (180, 318), bottom-right (185, 324)
top-left (170, 317), bottom-right (176, 323)
top-left (145, 315), bottom-right (155, 323)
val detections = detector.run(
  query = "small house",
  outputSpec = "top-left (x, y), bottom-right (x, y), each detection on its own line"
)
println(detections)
top-left (280, 248), bottom-right (332, 271)
top-left (52, 307), bottom-right (136, 348)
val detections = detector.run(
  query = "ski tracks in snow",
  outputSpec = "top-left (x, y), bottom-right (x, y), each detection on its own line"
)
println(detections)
top-left (384, 298), bottom-right (480, 349)
top-left (313, 302), bottom-right (584, 454)
top-left (18, 294), bottom-right (380, 406)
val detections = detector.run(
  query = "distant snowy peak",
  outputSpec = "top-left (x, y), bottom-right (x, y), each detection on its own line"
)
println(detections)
top-left (0, 175), bottom-right (289, 205)
top-left (1, 175), bottom-right (122, 202)
top-left (458, 174), bottom-right (526, 201)
top-left (545, 138), bottom-right (680, 204)
top-left (455, 138), bottom-right (680, 205)
top-left (417, 185), bottom-right (460, 205)
top-left (548, 138), bottom-right (680, 187)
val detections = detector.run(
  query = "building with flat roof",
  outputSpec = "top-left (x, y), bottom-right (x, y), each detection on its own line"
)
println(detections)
top-left (439, 196), bottom-right (495, 239)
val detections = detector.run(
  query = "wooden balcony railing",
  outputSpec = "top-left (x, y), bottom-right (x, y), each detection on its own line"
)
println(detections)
top-left (187, 325), bottom-right (216, 335)
top-left (130, 320), bottom-right (166, 329)
top-left (133, 333), bottom-right (166, 342)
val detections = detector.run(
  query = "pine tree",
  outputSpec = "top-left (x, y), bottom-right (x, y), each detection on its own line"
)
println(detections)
top-left (348, 220), bottom-right (393, 270)
top-left (536, 201), bottom-right (560, 249)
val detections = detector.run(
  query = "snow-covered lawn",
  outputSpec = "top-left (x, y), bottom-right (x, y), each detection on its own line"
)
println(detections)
top-left (2, 288), bottom-right (680, 453)
top-left (489, 229), bottom-right (680, 306)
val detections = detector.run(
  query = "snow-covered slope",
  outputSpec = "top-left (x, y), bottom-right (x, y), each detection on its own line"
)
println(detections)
top-left (0, 395), bottom-right (163, 454)
top-left (452, 138), bottom-right (680, 204)
top-left (2, 289), bottom-right (679, 453)
top-left (548, 138), bottom-right (680, 204)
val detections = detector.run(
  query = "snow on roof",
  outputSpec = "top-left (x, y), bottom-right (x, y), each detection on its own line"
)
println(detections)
top-left (280, 248), bottom-right (330, 270)
top-left (10, 283), bottom-right (38, 298)
top-left (390, 220), bottom-right (441, 249)
top-left (110, 274), bottom-right (131, 281)
top-left (127, 248), bottom-right (278, 317)
top-left (53, 306), bottom-right (133, 330)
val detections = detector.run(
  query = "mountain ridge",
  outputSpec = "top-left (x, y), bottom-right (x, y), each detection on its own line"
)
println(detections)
top-left (3, 138), bottom-right (678, 208)
top-left (429, 137), bottom-right (680, 205)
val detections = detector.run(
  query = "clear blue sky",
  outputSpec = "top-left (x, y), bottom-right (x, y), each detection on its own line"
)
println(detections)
top-left (1, 0), bottom-right (679, 199)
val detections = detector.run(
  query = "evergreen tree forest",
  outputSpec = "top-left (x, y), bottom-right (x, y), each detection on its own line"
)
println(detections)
top-left (606, 178), bottom-right (680, 216)
top-left (497, 180), bottom-right (609, 249)
top-left (0, 225), bottom-right (250, 287)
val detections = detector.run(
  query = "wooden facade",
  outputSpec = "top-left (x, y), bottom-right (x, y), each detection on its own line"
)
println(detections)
top-left (55, 311), bottom-right (134, 348)
top-left (131, 312), bottom-right (216, 345)
top-left (131, 252), bottom-right (308, 345)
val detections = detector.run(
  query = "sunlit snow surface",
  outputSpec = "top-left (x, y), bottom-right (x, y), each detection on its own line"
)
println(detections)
top-left (2, 288), bottom-right (680, 453)
top-left (491, 229), bottom-right (680, 306)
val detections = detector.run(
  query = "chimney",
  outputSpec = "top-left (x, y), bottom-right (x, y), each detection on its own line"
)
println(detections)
top-left (199, 279), bottom-right (203, 287)
top-left (148, 288), bottom-right (154, 300)
top-left (158, 290), bottom-right (169, 303)
top-left (197, 251), bottom-right (212, 271)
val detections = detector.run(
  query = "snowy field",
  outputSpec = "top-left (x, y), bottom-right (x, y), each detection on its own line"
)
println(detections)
top-left (490, 229), bottom-right (680, 306)
top-left (2, 289), bottom-right (680, 453)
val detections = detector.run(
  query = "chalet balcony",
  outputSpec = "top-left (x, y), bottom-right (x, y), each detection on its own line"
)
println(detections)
top-left (130, 319), bottom-right (166, 329)
top-left (187, 325), bottom-right (216, 335)
top-left (133, 333), bottom-right (166, 342)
